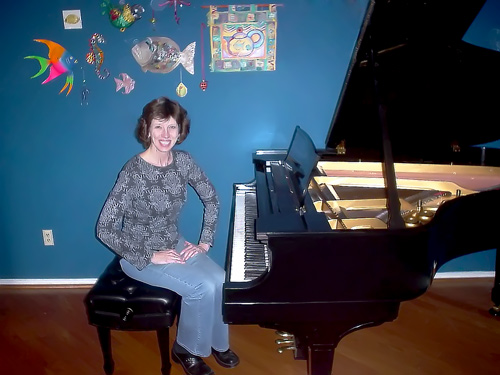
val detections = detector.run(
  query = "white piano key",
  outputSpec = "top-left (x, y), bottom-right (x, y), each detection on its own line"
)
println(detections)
top-left (229, 188), bottom-right (248, 282)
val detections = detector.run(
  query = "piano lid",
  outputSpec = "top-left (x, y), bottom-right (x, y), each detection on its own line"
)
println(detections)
top-left (325, 0), bottom-right (500, 162)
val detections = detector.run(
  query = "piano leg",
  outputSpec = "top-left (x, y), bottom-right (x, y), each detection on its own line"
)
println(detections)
top-left (489, 248), bottom-right (500, 317)
top-left (308, 344), bottom-right (335, 375)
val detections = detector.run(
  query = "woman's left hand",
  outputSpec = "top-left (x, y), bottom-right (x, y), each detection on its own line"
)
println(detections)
top-left (180, 241), bottom-right (209, 261)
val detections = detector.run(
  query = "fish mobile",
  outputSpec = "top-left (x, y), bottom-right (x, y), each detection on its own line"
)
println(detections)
top-left (131, 36), bottom-right (195, 74)
top-left (25, 39), bottom-right (78, 96)
top-left (131, 36), bottom-right (195, 97)
top-left (114, 73), bottom-right (135, 94)
top-left (101, 0), bottom-right (145, 31)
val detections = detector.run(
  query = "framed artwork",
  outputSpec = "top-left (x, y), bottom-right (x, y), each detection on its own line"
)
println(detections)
top-left (207, 4), bottom-right (277, 72)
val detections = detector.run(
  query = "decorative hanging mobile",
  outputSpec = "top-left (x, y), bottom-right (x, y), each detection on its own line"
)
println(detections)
top-left (81, 66), bottom-right (90, 105)
top-left (176, 69), bottom-right (187, 97)
top-left (131, 36), bottom-right (195, 74)
top-left (199, 23), bottom-right (208, 91)
top-left (151, 0), bottom-right (191, 24)
top-left (132, 36), bottom-right (195, 97)
top-left (24, 39), bottom-right (78, 96)
top-left (86, 33), bottom-right (110, 79)
top-left (150, 9), bottom-right (157, 31)
top-left (101, 0), bottom-right (145, 31)
top-left (114, 73), bottom-right (136, 94)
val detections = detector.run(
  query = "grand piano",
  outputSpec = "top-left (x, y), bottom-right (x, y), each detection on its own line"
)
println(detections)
top-left (224, 1), bottom-right (500, 374)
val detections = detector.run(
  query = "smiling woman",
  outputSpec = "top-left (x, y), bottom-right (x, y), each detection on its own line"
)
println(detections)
top-left (143, 117), bottom-right (180, 166)
top-left (96, 96), bottom-right (239, 375)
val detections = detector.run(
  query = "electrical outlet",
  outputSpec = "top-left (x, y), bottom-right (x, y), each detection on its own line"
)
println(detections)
top-left (42, 229), bottom-right (54, 246)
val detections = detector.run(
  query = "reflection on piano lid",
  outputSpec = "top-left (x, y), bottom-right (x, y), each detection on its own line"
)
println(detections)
top-left (325, 0), bottom-right (500, 163)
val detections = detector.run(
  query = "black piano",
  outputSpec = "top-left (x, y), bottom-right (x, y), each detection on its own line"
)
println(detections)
top-left (224, 1), bottom-right (500, 374)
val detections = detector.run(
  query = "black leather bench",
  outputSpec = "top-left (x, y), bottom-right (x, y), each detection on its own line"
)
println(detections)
top-left (84, 257), bottom-right (181, 375)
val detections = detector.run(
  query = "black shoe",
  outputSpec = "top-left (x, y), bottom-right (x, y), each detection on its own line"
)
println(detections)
top-left (172, 348), bottom-right (214, 375)
top-left (211, 348), bottom-right (240, 368)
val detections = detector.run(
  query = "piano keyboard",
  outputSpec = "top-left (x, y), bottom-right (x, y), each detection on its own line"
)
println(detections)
top-left (229, 184), bottom-right (269, 282)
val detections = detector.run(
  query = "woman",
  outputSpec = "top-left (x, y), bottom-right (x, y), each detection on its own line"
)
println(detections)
top-left (96, 97), bottom-right (239, 375)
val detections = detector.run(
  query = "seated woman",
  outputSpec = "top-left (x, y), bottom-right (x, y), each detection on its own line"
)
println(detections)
top-left (96, 96), bottom-right (239, 375)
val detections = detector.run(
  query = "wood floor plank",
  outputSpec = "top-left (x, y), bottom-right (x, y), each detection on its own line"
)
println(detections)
top-left (0, 278), bottom-right (498, 375)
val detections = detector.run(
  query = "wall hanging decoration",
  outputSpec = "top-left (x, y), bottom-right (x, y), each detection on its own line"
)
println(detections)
top-left (199, 22), bottom-right (208, 91)
top-left (24, 39), bottom-right (78, 96)
top-left (62, 10), bottom-right (83, 29)
top-left (151, 0), bottom-right (191, 24)
top-left (114, 73), bottom-right (136, 94)
top-left (101, 0), bottom-right (145, 31)
top-left (86, 33), bottom-right (110, 79)
top-left (150, 8), bottom-right (157, 30)
top-left (131, 36), bottom-right (195, 74)
top-left (81, 67), bottom-right (90, 105)
top-left (207, 4), bottom-right (278, 72)
top-left (176, 70), bottom-right (188, 97)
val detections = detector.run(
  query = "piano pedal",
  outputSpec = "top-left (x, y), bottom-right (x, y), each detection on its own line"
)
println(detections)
top-left (275, 338), bottom-right (294, 345)
top-left (277, 345), bottom-right (296, 354)
top-left (275, 330), bottom-right (294, 338)
top-left (275, 331), bottom-right (296, 354)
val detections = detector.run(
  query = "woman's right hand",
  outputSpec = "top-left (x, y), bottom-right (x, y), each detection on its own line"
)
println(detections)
top-left (151, 249), bottom-right (185, 264)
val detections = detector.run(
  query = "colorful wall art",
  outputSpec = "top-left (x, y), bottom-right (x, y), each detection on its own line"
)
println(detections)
top-left (207, 4), bottom-right (277, 72)
top-left (24, 39), bottom-right (78, 96)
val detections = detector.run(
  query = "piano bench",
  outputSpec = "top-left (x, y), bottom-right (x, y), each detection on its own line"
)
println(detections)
top-left (84, 257), bottom-right (181, 375)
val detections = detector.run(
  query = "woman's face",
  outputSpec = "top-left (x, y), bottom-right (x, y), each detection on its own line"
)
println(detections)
top-left (149, 117), bottom-right (179, 153)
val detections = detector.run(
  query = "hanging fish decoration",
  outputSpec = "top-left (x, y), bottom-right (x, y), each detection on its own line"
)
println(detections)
top-left (131, 36), bottom-right (195, 74)
top-left (24, 39), bottom-right (78, 96)
top-left (101, 0), bottom-right (145, 32)
top-left (114, 73), bottom-right (135, 94)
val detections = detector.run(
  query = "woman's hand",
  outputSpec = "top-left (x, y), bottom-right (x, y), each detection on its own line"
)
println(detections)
top-left (151, 249), bottom-right (185, 264)
top-left (180, 241), bottom-right (209, 261)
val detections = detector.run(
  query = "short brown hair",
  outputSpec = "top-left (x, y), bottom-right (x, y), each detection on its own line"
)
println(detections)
top-left (136, 97), bottom-right (190, 148)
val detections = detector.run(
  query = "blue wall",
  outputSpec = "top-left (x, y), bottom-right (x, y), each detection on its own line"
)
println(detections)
top-left (0, 0), bottom-right (496, 279)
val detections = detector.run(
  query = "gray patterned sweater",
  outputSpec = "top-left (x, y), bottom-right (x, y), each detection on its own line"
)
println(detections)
top-left (97, 150), bottom-right (219, 270)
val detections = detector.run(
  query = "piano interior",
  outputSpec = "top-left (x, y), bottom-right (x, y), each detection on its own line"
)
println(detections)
top-left (309, 161), bottom-right (500, 230)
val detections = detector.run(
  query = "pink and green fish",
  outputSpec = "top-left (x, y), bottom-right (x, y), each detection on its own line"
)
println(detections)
top-left (25, 39), bottom-right (78, 96)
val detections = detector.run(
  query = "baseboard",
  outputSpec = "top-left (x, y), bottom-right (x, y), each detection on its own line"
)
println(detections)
top-left (0, 271), bottom-right (494, 286)
top-left (434, 271), bottom-right (494, 279)
top-left (0, 278), bottom-right (97, 287)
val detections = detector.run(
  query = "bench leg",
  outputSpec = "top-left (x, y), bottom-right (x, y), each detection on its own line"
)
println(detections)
top-left (157, 327), bottom-right (172, 375)
top-left (97, 326), bottom-right (115, 375)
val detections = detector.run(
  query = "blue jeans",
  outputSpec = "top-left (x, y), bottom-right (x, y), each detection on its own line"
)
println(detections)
top-left (119, 238), bottom-right (229, 357)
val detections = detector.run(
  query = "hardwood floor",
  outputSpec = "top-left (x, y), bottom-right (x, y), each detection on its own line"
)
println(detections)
top-left (0, 278), bottom-right (499, 375)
